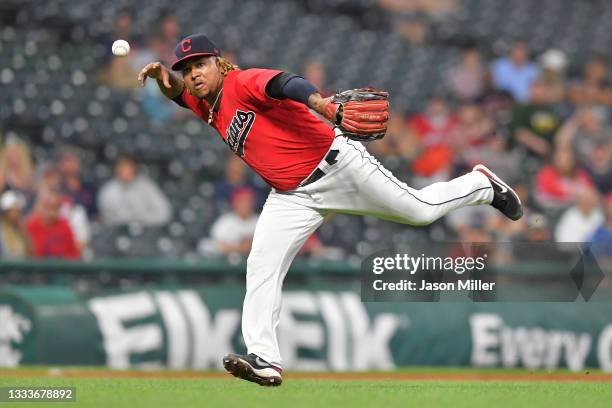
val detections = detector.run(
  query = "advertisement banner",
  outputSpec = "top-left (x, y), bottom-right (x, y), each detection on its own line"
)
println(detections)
top-left (2, 286), bottom-right (612, 371)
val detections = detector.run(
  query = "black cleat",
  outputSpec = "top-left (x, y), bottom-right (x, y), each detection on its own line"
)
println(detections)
top-left (223, 353), bottom-right (283, 386)
top-left (473, 164), bottom-right (523, 221)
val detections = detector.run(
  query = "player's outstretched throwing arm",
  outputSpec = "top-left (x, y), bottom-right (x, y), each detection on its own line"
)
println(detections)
top-left (136, 56), bottom-right (390, 143)
top-left (138, 61), bottom-right (185, 99)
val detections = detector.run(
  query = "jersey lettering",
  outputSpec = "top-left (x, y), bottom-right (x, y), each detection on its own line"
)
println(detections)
top-left (226, 109), bottom-right (255, 156)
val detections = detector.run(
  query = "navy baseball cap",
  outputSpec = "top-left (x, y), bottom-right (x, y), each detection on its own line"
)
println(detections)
top-left (171, 34), bottom-right (221, 71)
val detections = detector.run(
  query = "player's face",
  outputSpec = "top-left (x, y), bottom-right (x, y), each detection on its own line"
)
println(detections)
top-left (181, 56), bottom-right (221, 99)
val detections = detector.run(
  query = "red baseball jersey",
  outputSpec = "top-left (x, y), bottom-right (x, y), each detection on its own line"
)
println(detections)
top-left (176, 69), bottom-right (335, 191)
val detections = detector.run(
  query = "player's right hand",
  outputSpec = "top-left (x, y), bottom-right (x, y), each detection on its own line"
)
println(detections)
top-left (137, 62), bottom-right (172, 88)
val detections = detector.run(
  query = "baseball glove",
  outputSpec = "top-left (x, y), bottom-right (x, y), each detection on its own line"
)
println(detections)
top-left (323, 87), bottom-right (389, 141)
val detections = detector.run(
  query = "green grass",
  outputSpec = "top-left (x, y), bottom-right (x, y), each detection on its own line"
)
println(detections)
top-left (1, 370), bottom-right (611, 408)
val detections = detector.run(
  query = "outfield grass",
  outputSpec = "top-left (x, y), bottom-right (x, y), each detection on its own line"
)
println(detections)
top-left (1, 369), bottom-right (611, 408)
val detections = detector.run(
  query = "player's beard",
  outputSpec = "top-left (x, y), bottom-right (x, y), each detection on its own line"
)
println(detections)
top-left (191, 82), bottom-right (208, 99)
top-left (190, 79), bottom-right (214, 100)
top-left (203, 77), bottom-right (224, 104)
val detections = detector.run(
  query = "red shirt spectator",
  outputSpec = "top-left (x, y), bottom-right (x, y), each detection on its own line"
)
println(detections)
top-left (408, 96), bottom-right (458, 177)
top-left (25, 186), bottom-right (80, 259)
top-left (26, 215), bottom-right (80, 259)
top-left (409, 99), bottom-right (458, 146)
top-left (535, 149), bottom-right (592, 208)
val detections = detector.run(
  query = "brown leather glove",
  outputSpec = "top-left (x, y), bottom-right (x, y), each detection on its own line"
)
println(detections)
top-left (322, 87), bottom-right (389, 141)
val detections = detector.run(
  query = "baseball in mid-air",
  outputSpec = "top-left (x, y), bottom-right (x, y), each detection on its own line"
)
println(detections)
top-left (111, 39), bottom-right (130, 57)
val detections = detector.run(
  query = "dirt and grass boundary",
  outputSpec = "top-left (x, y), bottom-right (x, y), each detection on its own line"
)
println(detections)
top-left (1, 367), bottom-right (611, 383)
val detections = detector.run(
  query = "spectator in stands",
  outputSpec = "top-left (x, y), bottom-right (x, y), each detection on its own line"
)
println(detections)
top-left (156, 12), bottom-right (182, 67)
top-left (409, 95), bottom-right (458, 145)
top-left (480, 90), bottom-right (515, 133)
top-left (0, 190), bottom-right (31, 258)
top-left (460, 133), bottom-right (521, 186)
top-left (215, 154), bottom-right (248, 201)
top-left (215, 153), bottom-right (265, 210)
top-left (379, 0), bottom-right (457, 46)
top-left (25, 185), bottom-right (80, 259)
top-left (555, 108), bottom-right (611, 162)
top-left (589, 193), bottom-right (612, 257)
top-left (384, 12), bottom-right (427, 46)
top-left (491, 40), bottom-right (539, 103)
top-left (98, 154), bottom-right (171, 226)
top-left (446, 204), bottom-right (501, 242)
top-left (300, 60), bottom-right (333, 124)
top-left (409, 95), bottom-right (458, 184)
top-left (302, 59), bottom-right (331, 98)
top-left (0, 137), bottom-right (35, 204)
top-left (510, 79), bottom-right (560, 159)
top-left (450, 102), bottom-right (499, 174)
top-left (568, 55), bottom-right (612, 108)
top-left (58, 146), bottom-right (97, 217)
top-left (40, 165), bottom-right (91, 254)
top-left (446, 47), bottom-right (486, 101)
top-left (100, 10), bottom-right (140, 89)
top-left (535, 148), bottom-right (592, 209)
top-left (135, 35), bottom-right (183, 123)
top-left (554, 185), bottom-right (603, 242)
top-left (538, 48), bottom-right (568, 105)
top-left (451, 102), bottom-right (495, 149)
top-left (102, 9), bottom-right (137, 63)
top-left (200, 188), bottom-right (259, 256)
top-left (584, 139), bottom-right (612, 194)
top-left (367, 110), bottom-right (416, 160)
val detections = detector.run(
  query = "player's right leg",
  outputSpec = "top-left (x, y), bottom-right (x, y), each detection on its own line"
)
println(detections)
top-left (223, 191), bottom-right (324, 386)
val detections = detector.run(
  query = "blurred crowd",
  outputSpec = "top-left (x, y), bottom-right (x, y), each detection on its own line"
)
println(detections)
top-left (0, 137), bottom-right (327, 260)
top-left (1, 6), bottom-right (611, 262)
top-left (369, 39), bottom-right (611, 256)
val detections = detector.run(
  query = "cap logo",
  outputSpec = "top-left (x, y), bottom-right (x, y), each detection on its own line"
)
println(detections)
top-left (181, 39), bottom-right (192, 53)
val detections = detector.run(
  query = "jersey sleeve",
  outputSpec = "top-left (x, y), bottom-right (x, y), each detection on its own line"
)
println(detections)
top-left (233, 68), bottom-right (284, 107)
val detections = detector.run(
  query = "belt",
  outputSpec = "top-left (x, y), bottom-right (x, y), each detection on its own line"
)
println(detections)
top-left (299, 149), bottom-right (339, 187)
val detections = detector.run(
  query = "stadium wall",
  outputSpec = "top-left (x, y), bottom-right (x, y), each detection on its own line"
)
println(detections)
top-left (2, 277), bottom-right (612, 372)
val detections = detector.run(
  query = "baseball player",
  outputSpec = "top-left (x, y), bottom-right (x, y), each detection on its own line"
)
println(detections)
top-left (138, 34), bottom-right (522, 386)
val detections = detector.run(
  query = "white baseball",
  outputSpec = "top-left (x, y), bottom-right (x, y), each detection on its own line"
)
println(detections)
top-left (112, 39), bottom-right (130, 57)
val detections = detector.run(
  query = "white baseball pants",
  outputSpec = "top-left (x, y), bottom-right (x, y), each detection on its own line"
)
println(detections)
top-left (242, 133), bottom-right (494, 367)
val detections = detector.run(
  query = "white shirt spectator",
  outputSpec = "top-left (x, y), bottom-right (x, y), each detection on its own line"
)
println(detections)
top-left (211, 213), bottom-right (258, 248)
top-left (60, 201), bottom-right (91, 247)
top-left (198, 187), bottom-right (259, 256)
top-left (554, 206), bottom-right (603, 242)
top-left (98, 174), bottom-right (171, 226)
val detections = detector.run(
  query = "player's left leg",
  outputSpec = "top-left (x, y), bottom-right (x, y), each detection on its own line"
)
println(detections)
top-left (306, 136), bottom-right (521, 224)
